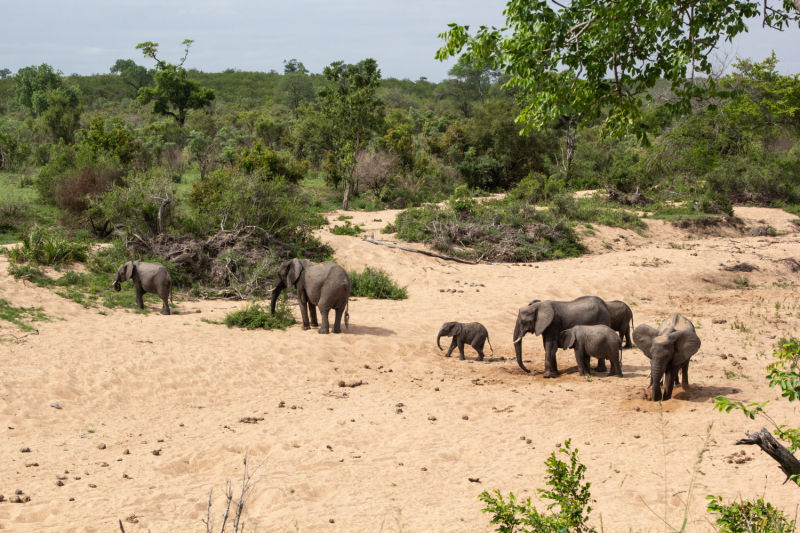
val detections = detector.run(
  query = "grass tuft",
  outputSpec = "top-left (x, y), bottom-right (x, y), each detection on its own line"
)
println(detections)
top-left (350, 267), bottom-right (408, 300)
top-left (223, 297), bottom-right (295, 330)
top-left (0, 298), bottom-right (50, 332)
top-left (331, 221), bottom-right (364, 236)
top-left (10, 227), bottom-right (89, 266)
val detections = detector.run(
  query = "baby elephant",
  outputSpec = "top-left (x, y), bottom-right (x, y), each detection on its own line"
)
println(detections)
top-left (558, 325), bottom-right (623, 377)
top-left (113, 260), bottom-right (173, 315)
top-left (437, 322), bottom-right (493, 361)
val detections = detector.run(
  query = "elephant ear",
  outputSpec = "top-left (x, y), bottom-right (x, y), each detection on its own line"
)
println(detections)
top-left (288, 258), bottom-right (303, 286)
top-left (533, 302), bottom-right (554, 336)
top-left (561, 329), bottom-right (576, 349)
top-left (670, 329), bottom-right (701, 366)
top-left (632, 324), bottom-right (658, 359)
top-left (124, 261), bottom-right (135, 281)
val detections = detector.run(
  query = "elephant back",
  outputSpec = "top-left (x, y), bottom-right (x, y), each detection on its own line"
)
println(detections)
top-left (658, 313), bottom-right (695, 336)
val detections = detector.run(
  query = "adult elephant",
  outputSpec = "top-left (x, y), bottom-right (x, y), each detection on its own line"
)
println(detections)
top-left (513, 296), bottom-right (611, 377)
top-left (113, 260), bottom-right (173, 315)
top-left (270, 259), bottom-right (350, 334)
top-left (633, 314), bottom-right (701, 401)
top-left (607, 300), bottom-right (634, 348)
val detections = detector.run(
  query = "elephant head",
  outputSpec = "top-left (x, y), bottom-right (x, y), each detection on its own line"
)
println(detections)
top-left (270, 259), bottom-right (304, 314)
top-left (113, 261), bottom-right (138, 292)
top-left (558, 328), bottom-right (577, 350)
top-left (513, 302), bottom-right (555, 373)
top-left (437, 322), bottom-right (462, 350)
top-left (633, 318), bottom-right (701, 401)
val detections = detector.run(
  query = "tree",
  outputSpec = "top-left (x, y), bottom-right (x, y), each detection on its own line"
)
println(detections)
top-left (135, 39), bottom-right (215, 127)
top-left (275, 59), bottom-right (315, 117)
top-left (318, 59), bottom-right (384, 210)
top-left (110, 59), bottom-right (154, 97)
top-left (436, 0), bottom-right (800, 143)
top-left (13, 63), bottom-right (80, 117)
top-left (41, 89), bottom-right (82, 143)
top-left (0, 68), bottom-right (11, 80)
top-left (437, 55), bottom-right (500, 117)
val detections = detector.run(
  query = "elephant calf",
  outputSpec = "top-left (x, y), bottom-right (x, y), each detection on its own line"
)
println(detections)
top-left (437, 322), bottom-right (493, 361)
top-left (633, 314), bottom-right (701, 401)
top-left (607, 300), bottom-right (634, 349)
top-left (113, 260), bottom-right (173, 315)
top-left (558, 325), bottom-right (623, 377)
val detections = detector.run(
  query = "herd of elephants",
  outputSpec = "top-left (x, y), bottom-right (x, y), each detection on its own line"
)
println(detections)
top-left (113, 257), bottom-right (701, 402)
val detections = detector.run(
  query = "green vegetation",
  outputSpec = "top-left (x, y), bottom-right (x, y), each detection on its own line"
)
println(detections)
top-left (10, 227), bottom-right (89, 265)
top-left (707, 496), bottom-right (798, 533)
top-left (223, 298), bottom-right (295, 330)
top-left (331, 221), bottom-right (364, 236)
top-left (0, 298), bottom-right (50, 332)
top-left (349, 267), bottom-right (408, 300)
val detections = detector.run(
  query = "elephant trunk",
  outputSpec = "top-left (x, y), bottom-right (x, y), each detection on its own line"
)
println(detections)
top-left (513, 320), bottom-right (530, 373)
top-left (437, 330), bottom-right (444, 351)
top-left (651, 360), bottom-right (664, 402)
top-left (270, 281), bottom-right (285, 314)
top-left (113, 281), bottom-right (121, 292)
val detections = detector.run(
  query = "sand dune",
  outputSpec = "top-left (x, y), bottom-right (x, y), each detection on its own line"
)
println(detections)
top-left (1, 207), bottom-right (799, 532)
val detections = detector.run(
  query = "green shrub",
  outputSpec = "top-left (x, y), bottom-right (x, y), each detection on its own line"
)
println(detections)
top-left (706, 496), bottom-right (797, 533)
top-left (331, 221), bottom-right (364, 236)
top-left (350, 267), bottom-right (408, 300)
top-left (11, 227), bottom-right (89, 265)
top-left (223, 297), bottom-right (295, 330)
top-left (508, 173), bottom-right (566, 204)
top-left (480, 440), bottom-right (595, 533)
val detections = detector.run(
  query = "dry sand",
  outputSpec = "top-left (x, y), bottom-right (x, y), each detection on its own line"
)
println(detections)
top-left (2, 206), bottom-right (800, 532)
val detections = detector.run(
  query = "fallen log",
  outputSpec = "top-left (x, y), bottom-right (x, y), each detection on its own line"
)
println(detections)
top-left (362, 235), bottom-right (482, 265)
top-left (735, 427), bottom-right (800, 484)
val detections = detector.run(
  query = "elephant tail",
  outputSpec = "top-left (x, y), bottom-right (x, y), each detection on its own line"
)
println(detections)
top-left (487, 334), bottom-right (494, 354)
top-left (344, 299), bottom-right (349, 330)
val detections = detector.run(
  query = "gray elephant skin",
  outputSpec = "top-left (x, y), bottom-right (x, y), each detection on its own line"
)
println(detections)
top-left (270, 259), bottom-right (350, 334)
top-left (113, 260), bottom-right (173, 315)
top-left (607, 300), bottom-right (634, 348)
top-left (633, 313), bottom-right (701, 401)
top-left (558, 325), bottom-right (623, 377)
top-left (514, 296), bottom-right (611, 377)
top-left (437, 322), bottom-right (493, 361)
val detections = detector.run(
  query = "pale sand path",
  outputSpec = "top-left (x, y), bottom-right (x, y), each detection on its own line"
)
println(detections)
top-left (1, 207), bottom-right (799, 532)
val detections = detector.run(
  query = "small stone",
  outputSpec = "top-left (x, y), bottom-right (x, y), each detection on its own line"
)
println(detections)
top-left (88, 484), bottom-right (97, 488)
top-left (428, 416), bottom-right (437, 421)
top-left (55, 480), bottom-right (64, 486)
top-left (329, 519), bottom-right (335, 524)
top-left (291, 405), bottom-right (297, 410)
top-left (15, 490), bottom-right (22, 495)
top-left (279, 401), bottom-right (285, 408)
top-left (179, 423), bottom-right (184, 427)
top-left (555, 442), bottom-right (562, 448)
top-left (20, 447), bottom-right (31, 453)
top-left (100, 462), bottom-right (109, 467)
top-left (421, 467), bottom-right (427, 471)
top-left (719, 354), bottom-right (728, 359)
top-left (434, 387), bottom-right (439, 391)
top-left (97, 443), bottom-right (106, 450)
top-left (74, 477), bottom-right (81, 480)
top-left (520, 436), bottom-right (526, 440)
top-left (50, 402), bottom-right (62, 409)
top-left (0, 494), bottom-right (3, 502)
top-left (526, 439), bottom-right (532, 445)
top-left (634, 435), bottom-right (640, 438)
top-left (462, 415), bottom-right (469, 420)
top-left (152, 449), bottom-right (162, 456)
top-left (69, 498), bottom-right (74, 501)
top-left (123, 473), bottom-right (131, 479)
top-left (10, 496), bottom-right (22, 504)
top-left (468, 477), bottom-right (481, 483)
top-left (24, 462), bottom-right (38, 467)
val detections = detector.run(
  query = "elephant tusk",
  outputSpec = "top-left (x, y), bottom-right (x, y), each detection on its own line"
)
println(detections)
top-left (513, 336), bottom-right (523, 344)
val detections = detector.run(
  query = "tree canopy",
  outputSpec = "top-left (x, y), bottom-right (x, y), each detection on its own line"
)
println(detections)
top-left (436, 0), bottom-right (800, 143)
top-left (13, 63), bottom-right (80, 117)
top-left (135, 39), bottom-right (215, 126)
top-left (110, 59), bottom-right (154, 96)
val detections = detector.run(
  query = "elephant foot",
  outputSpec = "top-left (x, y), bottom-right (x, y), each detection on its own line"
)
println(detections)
top-left (543, 369), bottom-right (560, 379)
top-left (161, 309), bottom-right (170, 316)
top-left (595, 362), bottom-right (608, 372)
top-left (310, 323), bottom-right (319, 328)
top-left (332, 328), bottom-right (342, 334)
top-left (444, 354), bottom-right (451, 358)
top-left (301, 325), bottom-right (311, 331)
top-left (317, 327), bottom-right (330, 334)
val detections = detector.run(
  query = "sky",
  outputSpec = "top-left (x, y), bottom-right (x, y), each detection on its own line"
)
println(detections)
top-left (1, 0), bottom-right (798, 81)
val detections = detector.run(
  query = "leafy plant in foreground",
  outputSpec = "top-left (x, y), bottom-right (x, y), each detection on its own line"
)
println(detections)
top-left (480, 439), bottom-right (595, 533)
top-left (223, 297), bottom-right (295, 330)
top-left (706, 496), bottom-right (797, 533)
top-left (349, 267), bottom-right (408, 300)
top-left (331, 221), bottom-right (364, 236)
top-left (11, 227), bottom-right (89, 265)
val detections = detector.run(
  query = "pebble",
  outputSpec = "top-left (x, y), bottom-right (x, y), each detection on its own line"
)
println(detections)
top-left (55, 480), bottom-right (64, 487)
top-left (24, 462), bottom-right (38, 467)
top-left (88, 484), bottom-right (97, 488)
top-left (329, 519), bottom-right (335, 524)
top-left (421, 467), bottom-right (427, 471)
top-left (0, 495), bottom-right (3, 503)
top-left (428, 416), bottom-right (437, 421)
top-left (20, 447), bottom-right (31, 453)
top-left (100, 462), bottom-right (109, 467)
top-left (123, 449), bottom-right (130, 455)
top-left (97, 443), bottom-right (106, 450)
top-left (152, 449), bottom-right (162, 456)
top-left (50, 402), bottom-right (62, 409)
top-left (462, 415), bottom-right (469, 420)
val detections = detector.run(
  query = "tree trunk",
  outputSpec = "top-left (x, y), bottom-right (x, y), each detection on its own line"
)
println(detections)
top-left (565, 115), bottom-right (576, 180)
top-left (342, 180), bottom-right (351, 211)
top-left (736, 428), bottom-right (800, 485)
top-left (156, 198), bottom-right (171, 234)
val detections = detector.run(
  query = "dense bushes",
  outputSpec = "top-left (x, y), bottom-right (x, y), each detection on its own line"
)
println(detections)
top-left (349, 267), bottom-right (407, 299)
top-left (10, 227), bottom-right (89, 265)
top-left (223, 298), bottom-right (295, 330)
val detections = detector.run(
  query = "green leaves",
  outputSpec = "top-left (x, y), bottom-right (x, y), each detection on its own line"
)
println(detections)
top-left (436, 0), bottom-right (799, 142)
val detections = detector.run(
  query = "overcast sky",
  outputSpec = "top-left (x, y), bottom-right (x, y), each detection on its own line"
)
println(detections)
top-left (1, 0), bottom-right (798, 81)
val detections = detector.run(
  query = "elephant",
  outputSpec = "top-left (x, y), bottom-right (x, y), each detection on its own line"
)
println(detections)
top-left (558, 325), bottom-right (623, 377)
top-left (437, 322), bottom-right (493, 361)
top-left (633, 314), bottom-right (701, 401)
top-left (113, 260), bottom-right (173, 315)
top-left (514, 296), bottom-right (611, 377)
top-left (270, 259), bottom-right (350, 334)
top-left (607, 300), bottom-right (634, 349)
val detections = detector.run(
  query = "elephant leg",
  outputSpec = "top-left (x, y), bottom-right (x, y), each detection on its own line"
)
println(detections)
top-left (574, 349), bottom-right (586, 376)
top-left (681, 361), bottom-right (690, 389)
top-left (333, 307), bottom-right (343, 334)
top-left (298, 296), bottom-right (311, 330)
top-left (134, 286), bottom-right (145, 310)
top-left (317, 307), bottom-right (331, 334)
top-left (160, 295), bottom-right (170, 315)
top-left (612, 357), bottom-right (623, 377)
top-left (473, 340), bottom-right (486, 361)
top-left (308, 304), bottom-right (319, 328)
top-left (595, 357), bottom-right (607, 372)
top-left (457, 338), bottom-right (466, 360)
top-left (624, 328), bottom-right (633, 349)
top-left (543, 335), bottom-right (560, 378)
top-left (663, 367), bottom-right (676, 400)
top-left (444, 338), bottom-right (457, 358)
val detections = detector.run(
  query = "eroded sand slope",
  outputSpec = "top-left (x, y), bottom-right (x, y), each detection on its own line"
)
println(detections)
top-left (1, 206), bottom-right (799, 532)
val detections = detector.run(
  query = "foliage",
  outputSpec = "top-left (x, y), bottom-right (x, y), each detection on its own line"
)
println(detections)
top-left (78, 115), bottom-right (138, 164)
top-left (480, 440), bottom-right (595, 533)
top-left (136, 40), bottom-right (216, 126)
top-left (349, 266), bottom-right (408, 300)
top-left (706, 495), bottom-right (797, 533)
top-left (109, 59), bottom-right (154, 97)
top-left (714, 337), bottom-right (800, 484)
top-left (331, 220), bottom-right (364, 236)
top-left (10, 227), bottom-right (89, 265)
top-left (436, 0), bottom-right (798, 143)
top-left (0, 297), bottom-right (50, 332)
top-left (235, 141), bottom-right (308, 183)
top-left (13, 63), bottom-right (80, 117)
top-left (87, 170), bottom-right (173, 235)
top-left (223, 298), bottom-right (295, 330)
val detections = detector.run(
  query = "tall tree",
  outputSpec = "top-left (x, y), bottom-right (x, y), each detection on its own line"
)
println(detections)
top-left (0, 68), bottom-right (11, 80)
top-left (135, 39), bottom-right (215, 127)
top-left (318, 58), bottom-right (384, 210)
top-left (275, 59), bottom-right (315, 116)
top-left (438, 55), bottom-right (500, 117)
top-left (13, 63), bottom-right (80, 117)
top-left (436, 0), bottom-right (800, 143)
top-left (110, 59), bottom-right (154, 97)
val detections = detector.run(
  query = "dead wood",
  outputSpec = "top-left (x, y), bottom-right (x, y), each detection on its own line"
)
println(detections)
top-left (607, 187), bottom-right (652, 206)
top-left (736, 428), bottom-right (800, 484)
top-left (362, 235), bottom-right (483, 265)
